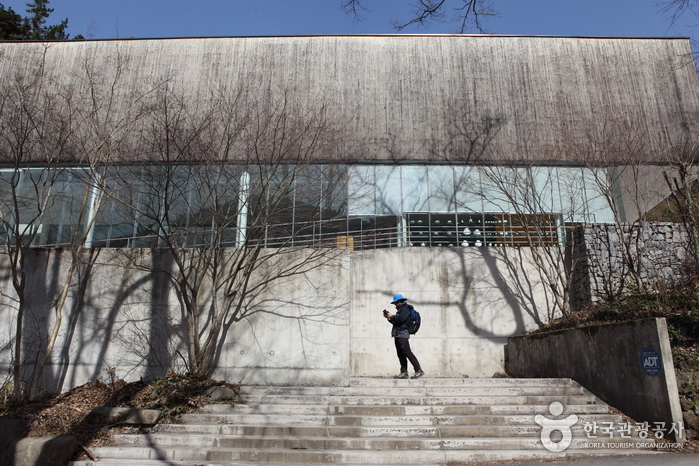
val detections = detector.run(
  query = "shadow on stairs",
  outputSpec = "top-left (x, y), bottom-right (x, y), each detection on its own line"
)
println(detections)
top-left (70, 377), bottom-right (663, 466)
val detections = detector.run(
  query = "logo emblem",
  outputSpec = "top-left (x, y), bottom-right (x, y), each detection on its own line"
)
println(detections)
top-left (640, 348), bottom-right (662, 376)
top-left (534, 401), bottom-right (579, 452)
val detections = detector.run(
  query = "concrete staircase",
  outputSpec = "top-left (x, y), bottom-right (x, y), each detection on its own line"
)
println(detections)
top-left (70, 377), bottom-right (659, 466)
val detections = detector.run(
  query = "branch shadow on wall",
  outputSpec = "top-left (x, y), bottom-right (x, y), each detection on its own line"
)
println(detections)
top-left (208, 248), bottom-right (350, 384)
top-left (438, 247), bottom-right (549, 342)
top-left (19, 249), bottom-right (182, 396)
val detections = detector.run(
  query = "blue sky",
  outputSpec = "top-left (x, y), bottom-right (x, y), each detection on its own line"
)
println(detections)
top-left (2, 0), bottom-right (696, 40)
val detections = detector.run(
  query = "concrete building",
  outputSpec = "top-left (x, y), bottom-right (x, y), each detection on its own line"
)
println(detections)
top-left (0, 36), bottom-right (698, 393)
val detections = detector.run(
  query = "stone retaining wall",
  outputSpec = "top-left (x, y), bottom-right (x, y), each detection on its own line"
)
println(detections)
top-left (571, 222), bottom-right (690, 309)
top-left (677, 371), bottom-right (699, 439)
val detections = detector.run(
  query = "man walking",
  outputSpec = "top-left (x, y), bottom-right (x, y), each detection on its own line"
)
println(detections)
top-left (383, 294), bottom-right (424, 379)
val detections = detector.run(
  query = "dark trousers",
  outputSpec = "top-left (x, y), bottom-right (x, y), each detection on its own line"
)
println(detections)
top-left (394, 337), bottom-right (421, 373)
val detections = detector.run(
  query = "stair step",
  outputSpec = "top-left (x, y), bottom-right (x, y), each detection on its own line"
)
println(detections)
top-left (154, 420), bottom-right (630, 439)
top-left (69, 378), bottom-right (655, 466)
top-left (348, 377), bottom-right (578, 387)
top-left (200, 402), bottom-right (610, 414)
top-left (85, 445), bottom-right (660, 464)
top-left (177, 413), bottom-right (621, 427)
top-left (237, 394), bottom-right (601, 406)
top-left (239, 385), bottom-right (588, 396)
top-left (198, 403), bottom-right (610, 416)
top-left (111, 432), bottom-right (651, 450)
top-left (72, 455), bottom-right (662, 466)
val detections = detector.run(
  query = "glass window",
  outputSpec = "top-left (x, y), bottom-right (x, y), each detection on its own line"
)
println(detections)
top-left (348, 165), bottom-right (375, 216)
top-left (0, 163), bottom-right (601, 250)
top-left (0, 170), bottom-right (19, 244)
top-left (37, 169), bottom-right (88, 247)
top-left (309, 165), bottom-right (349, 247)
top-left (320, 165), bottom-right (349, 220)
top-left (400, 166), bottom-right (429, 213)
top-left (528, 166), bottom-right (557, 213)
top-left (12, 169), bottom-right (49, 245)
top-left (83, 168), bottom-right (137, 248)
top-left (453, 166), bottom-right (483, 212)
top-left (164, 166), bottom-right (196, 246)
top-left (179, 164), bottom-right (241, 247)
top-left (582, 168), bottom-right (615, 223)
top-left (292, 165), bottom-right (323, 246)
top-left (374, 165), bottom-right (403, 215)
top-left (555, 167), bottom-right (588, 222)
top-left (211, 165), bottom-right (243, 247)
top-left (427, 166), bottom-right (455, 212)
top-left (128, 165), bottom-right (172, 248)
top-left (248, 164), bottom-right (295, 247)
top-left (477, 166), bottom-right (515, 213)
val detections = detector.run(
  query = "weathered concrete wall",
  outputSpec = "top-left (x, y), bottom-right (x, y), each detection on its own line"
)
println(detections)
top-left (351, 247), bottom-right (556, 378)
top-left (0, 248), bottom-right (351, 392)
top-left (212, 249), bottom-right (351, 386)
top-left (0, 247), bottom-right (556, 393)
top-left (506, 318), bottom-right (685, 441)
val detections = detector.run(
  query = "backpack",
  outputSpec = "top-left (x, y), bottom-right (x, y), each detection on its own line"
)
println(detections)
top-left (402, 305), bottom-right (421, 335)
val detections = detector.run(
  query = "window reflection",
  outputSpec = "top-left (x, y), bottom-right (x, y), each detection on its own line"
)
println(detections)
top-left (401, 166), bottom-right (429, 213)
top-left (0, 164), bottom-right (609, 249)
top-left (427, 166), bottom-right (455, 212)
top-left (374, 165), bottom-right (402, 215)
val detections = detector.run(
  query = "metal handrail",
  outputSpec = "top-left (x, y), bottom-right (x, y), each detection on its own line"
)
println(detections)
top-left (5, 213), bottom-right (566, 249)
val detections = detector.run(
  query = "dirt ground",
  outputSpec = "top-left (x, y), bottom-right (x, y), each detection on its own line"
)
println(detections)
top-left (0, 376), bottom-right (239, 460)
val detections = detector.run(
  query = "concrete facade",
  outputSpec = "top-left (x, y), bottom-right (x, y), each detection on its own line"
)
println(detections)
top-left (0, 247), bottom-right (553, 393)
top-left (350, 248), bottom-right (555, 378)
top-left (506, 318), bottom-right (685, 441)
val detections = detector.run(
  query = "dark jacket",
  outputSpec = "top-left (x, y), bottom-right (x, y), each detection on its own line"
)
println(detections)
top-left (388, 302), bottom-right (412, 338)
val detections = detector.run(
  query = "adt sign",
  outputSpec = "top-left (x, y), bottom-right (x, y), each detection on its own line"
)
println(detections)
top-left (640, 348), bottom-right (662, 376)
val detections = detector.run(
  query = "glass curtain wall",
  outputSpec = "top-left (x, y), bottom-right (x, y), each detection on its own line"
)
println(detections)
top-left (0, 164), bottom-right (615, 249)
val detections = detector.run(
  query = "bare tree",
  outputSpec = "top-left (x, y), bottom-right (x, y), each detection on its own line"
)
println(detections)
top-left (343, 0), bottom-right (699, 36)
top-left (660, 0), bottom-right (699, 26)
top-left (560, 116), bottom-right (670, 299)
top-left (341, 0), bottom-right (496, 33)
top-left (659, 0), bottom-right (699, 62)
top-left (662, 139), bottom-right (699, 273)
top-left (1, 50), bottom-right (349, 391)
top-left (430, 98), bottom-right (581, 318)
top-left (554, 111), bottom-right (699, 306)
top-left (110, 83), bottom-right (347, 378)
top-left (0, 47), bottom-right (149, 399)
top-left (470, 165), bottom-right (581, 318)
top-left (0, 49), bottom-right (76, 399)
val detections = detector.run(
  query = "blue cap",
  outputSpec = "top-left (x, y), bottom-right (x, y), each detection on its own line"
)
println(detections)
top-left (390, 294), bottom-right (406, 304)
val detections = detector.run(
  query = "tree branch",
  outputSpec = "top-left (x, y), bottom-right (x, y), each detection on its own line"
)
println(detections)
top-left (343, 0), bottom-right (496, 34)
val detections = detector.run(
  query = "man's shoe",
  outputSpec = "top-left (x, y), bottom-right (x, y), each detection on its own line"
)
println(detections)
top-left (414, 370), bottom-right (425, 378)
top-left (396, 372), bottom-right (409, 379)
